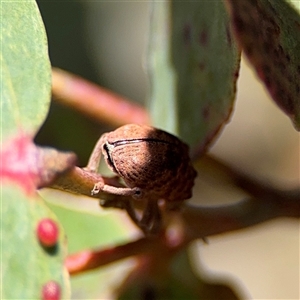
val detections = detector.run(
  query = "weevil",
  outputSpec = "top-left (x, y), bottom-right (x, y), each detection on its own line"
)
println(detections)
top-left (85, 124), bottom-right (197, 234)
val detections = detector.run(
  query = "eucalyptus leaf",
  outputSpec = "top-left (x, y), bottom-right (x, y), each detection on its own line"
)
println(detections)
top-left (0, 1), bottom-right (51, 143)
top-left (44, 191), bottom-right (134, 299)
top-left (225, 0), bottom-right (300, 130)
top-left (1, 184), bottom-right (69, 299)
top-left (47, 200), bottom-right (131, 254)
top-left (147, 1), bottom-right (240, 154)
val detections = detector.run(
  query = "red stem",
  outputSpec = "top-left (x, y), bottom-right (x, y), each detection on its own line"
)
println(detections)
top-left (52, 68), bottom-right (150, 126)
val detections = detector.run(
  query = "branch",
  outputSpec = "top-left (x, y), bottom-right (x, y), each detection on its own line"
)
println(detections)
top-left (197, 154), bottom-right (299, 204)
top-left (52, 68), bottom-right (150, 126)
top-left (52, 154), bottom-right (299, 209)
top-left (65, 191), bottom-right (299, 275)
top-left (182, 193), bottom-right (300, 240)
top-left (50, 166), bottom-right (134, 205)
top-left (66, 237), bottom-right (159, 275)
top-left (51, 151), bottom-right (299, 275)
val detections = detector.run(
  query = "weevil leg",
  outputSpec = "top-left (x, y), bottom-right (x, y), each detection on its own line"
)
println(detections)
top-left (148, 202), bottom-right (162, 234)
top-left (116, 199), bottom-right (150, 233)
top-left (91, 181), bottom-right (142, 197)
top-left (139, 199), bottom-right (153, 228)
top-left (85, 134), bottom-right (107, 173)
top-left (99, 198), bottom-right (127, 209)
top-left (118, 198), bottom-right (161, 235)
top-left (123, 200), bottom-right (142, 226)
top-left (139, 200), bottom-right (162, 235)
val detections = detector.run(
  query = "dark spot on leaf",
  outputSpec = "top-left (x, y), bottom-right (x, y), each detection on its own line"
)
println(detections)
top-left (202, 105), bottom-right (211, 121)
top-left (199, 29), bottom-right (208, 46)
top-left (226, 25), bottom-right (232, 47)
top-left (198, 62), bottom-right (205, 71)
top-left (183, 24), bottom-right (191, 45)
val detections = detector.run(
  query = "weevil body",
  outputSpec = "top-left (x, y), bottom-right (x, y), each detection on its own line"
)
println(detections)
top-left (86, 124), bottom-right (197, 234)
top-left (101, 124), bottom-right (196, 202)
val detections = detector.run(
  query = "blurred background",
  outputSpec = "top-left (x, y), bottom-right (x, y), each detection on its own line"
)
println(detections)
top-left (36, 2), bottom-right (299, 299)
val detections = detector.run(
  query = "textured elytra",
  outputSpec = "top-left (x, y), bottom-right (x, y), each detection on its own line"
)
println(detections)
top-left (103, 124), bottom-right (197, 202)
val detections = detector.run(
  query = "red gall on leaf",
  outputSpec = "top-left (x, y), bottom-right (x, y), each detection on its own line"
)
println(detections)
top-left (37, 218), bottom-right (59, 248)
top-left (41, 280), bottom-right (61, 300)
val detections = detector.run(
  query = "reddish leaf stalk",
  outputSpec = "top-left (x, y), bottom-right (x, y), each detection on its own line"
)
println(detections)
top-left (65, 189), bottom-right (299, 275)
top-left (66, 238), bottom-right (157, 275)
top-left (52, 68), bottom-right (150, 127)
top-left (182, 193), bottom-right (300, 240)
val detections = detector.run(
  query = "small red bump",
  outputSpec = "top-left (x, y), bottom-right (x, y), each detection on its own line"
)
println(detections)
top-left (42, 281), bottom-right (61, 300)
top-left (37, 219), bottom-right (59, 247)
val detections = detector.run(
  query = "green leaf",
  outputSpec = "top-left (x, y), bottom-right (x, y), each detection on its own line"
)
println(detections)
top-left (46, 198), bottom-right (132, 254)
top-left (147, 1), bottom-right (240, 153)
top-left (1, 183), bottom-right (69, 299)
top-left (225, 0), bottom-right (300, 130)
top-left (0, 0), bottom-right (51, 143)
top-left (50, 203), bottom-right (133, 298)
top-left (42, 189), bottom-right (134, 299)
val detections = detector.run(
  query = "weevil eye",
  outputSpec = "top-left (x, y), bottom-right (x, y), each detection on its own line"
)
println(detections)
top-left (103, 142), bottom-right (117, 172)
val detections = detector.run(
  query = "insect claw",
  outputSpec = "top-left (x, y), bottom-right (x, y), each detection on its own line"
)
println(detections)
top-left (91, 182), bottom-right (104, 195)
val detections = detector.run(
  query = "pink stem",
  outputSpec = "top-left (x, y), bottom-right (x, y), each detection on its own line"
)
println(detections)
top-left (52, 68), bottom-right (150, 126)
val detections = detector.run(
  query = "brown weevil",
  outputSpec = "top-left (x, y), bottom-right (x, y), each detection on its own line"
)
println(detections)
top-left (85, 124), bottom-right (197, 234)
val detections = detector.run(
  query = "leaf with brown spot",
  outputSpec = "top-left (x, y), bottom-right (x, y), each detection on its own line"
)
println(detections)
top-left (147, 2), bottom-right (241, 155)
top-left (225, 0), bottom-right (300, 130)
